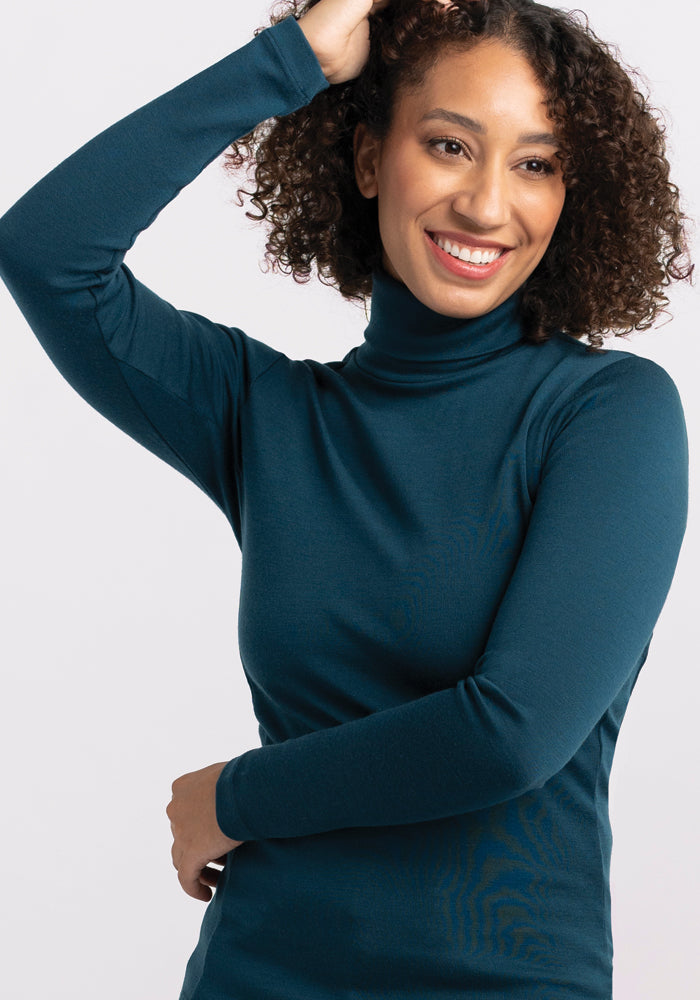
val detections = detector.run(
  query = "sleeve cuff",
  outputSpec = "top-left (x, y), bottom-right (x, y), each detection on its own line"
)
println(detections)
top-left (215, 752), bottom-right (261, 841)
top-left (262, 14), bottom-right (330, 105)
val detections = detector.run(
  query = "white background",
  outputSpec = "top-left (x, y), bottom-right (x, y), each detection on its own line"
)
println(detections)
top-left (0, 1), bottom-right (697, 997)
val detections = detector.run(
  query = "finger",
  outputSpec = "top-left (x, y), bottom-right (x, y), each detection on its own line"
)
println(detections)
top-left (179, 866), bottom-right (213, 902)
top-left (199, 866), bottom-right (222, 888)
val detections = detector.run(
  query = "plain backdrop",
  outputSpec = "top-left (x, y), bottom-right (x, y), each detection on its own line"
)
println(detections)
top-left (0, 1), bottom-right (697, 997)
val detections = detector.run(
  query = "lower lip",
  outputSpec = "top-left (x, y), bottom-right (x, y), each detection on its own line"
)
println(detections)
top-left (425, 232), bottom-right (511, 281)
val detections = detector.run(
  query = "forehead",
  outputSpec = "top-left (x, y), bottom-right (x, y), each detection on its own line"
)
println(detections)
top-left (393, 40), bottom-right (553, 134)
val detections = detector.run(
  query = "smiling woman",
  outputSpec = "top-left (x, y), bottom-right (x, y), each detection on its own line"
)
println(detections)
top-left (0, 0), bottom-right (693, 999)
top-left (352, 39), bottom-right (568, 317)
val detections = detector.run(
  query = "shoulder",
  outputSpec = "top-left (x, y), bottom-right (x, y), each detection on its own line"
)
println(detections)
top-left (543, 333), bottom-right (685, 422)
top-left (531, 336), bottom-right (688, 484)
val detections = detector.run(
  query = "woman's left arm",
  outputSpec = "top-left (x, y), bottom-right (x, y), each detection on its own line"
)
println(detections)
top-left (185, 354), bottom-right (688, 845)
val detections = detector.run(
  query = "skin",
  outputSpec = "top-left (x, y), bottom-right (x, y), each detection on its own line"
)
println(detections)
top-left (353, 40), bottom-right (567, 319)
top-left (166, 762), bottom-right (241, 902)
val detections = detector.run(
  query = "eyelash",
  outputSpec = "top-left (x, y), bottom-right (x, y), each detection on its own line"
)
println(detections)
top-left (427, 136), bottom-right (556, 177)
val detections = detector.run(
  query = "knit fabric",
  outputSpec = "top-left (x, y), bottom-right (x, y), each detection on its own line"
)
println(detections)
top-left (0, 16), bottom-right (688, 999)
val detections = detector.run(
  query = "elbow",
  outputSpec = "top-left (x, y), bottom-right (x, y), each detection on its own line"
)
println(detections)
top-left (498, 713), bottom-right (584, 800)
top-left (488, 737), bottom-right (552, 802)
top-left (0, 216), bottom-right (17, 283)
top-left (0, 199), bottom-right (64, 298)
top-left (0, 198), bottom-right (26, 258)
top-left (508, 746), bottom-right (554, 797)
top-left (0, 209), bottom-right (36, 295)
top-left (463, 672), bottom-right (569, 804)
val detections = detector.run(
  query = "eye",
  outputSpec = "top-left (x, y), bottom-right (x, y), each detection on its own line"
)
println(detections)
top-left (518, 157), bottom-right (556, 178)
top-left (428, 136), bottom-right (470, 159)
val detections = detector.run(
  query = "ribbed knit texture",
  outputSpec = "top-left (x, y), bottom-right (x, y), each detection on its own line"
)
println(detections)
top-left (0, 16), bottom-right (688, 1000)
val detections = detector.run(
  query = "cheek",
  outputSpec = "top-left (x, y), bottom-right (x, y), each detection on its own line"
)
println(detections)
top-left (375, 170), bottom-right (416, 255)
top-left (515, 188), bottom-right (564, 252)
top-left (537, 185), bottom-right (566, 242)
top-left (377, 144), bottom-right (446, 223)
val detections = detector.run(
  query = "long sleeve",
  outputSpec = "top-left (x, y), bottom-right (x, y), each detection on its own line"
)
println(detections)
top-left (0, 17), bottom-right (329, 530)
top-left (215, 354), bottom-right (688, 841)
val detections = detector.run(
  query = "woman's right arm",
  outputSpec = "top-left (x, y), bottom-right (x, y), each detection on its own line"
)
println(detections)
top-left (0, 16), bottom-right (329, 531)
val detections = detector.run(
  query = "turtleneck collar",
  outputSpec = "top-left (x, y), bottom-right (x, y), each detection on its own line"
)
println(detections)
top-left (353, 267), bottom-right (526, 381)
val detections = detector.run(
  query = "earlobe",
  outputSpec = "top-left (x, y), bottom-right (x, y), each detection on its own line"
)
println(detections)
top-left (353, 123), bottom-right (380, 200)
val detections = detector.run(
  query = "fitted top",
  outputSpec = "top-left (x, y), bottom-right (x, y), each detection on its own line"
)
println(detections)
top-left (0, 15), bottom-right (689, 1000)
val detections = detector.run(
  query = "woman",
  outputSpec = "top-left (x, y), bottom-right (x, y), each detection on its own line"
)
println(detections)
top-left (0, 0), bottom-right (692, 997)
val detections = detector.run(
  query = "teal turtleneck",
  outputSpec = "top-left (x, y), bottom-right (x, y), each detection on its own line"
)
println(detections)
top-left (0, 14), bottom-right (688, 1000)
top-left (358, 267), bottom-right (526, 375)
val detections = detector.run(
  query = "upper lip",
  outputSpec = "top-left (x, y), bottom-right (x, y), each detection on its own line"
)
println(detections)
top-left (428, 230), bottom-right (514, 251)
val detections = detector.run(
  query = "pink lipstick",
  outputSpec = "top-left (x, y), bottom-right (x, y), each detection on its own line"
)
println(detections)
top-left (425, 231), bottom-right (512, 281)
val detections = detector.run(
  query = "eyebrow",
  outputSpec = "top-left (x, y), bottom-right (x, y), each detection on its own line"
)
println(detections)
top-left (419, 108), bottom-right (559, 147)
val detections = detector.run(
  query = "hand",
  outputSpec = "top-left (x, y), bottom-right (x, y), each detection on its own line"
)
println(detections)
top-left (297, 1), bottom-right (459, 86)
top-left (297, 0), bottom-right (389, 85)
top-left (166, 761), bottom-right (244, 902)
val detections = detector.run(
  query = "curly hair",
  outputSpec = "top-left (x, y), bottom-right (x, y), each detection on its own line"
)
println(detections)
top-left (225, 0), bottom-right (694, 351)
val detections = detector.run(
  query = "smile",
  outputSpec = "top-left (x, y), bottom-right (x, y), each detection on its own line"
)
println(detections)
top-left (429, 233), bottom-right (505, 265)
top-left (425, 231), bottom-right (512, 281)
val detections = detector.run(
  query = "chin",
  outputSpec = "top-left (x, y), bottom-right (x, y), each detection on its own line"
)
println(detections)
top-left (383, 253), bottom-right (519, 319)
top-left (420, 282), bottom-right (509, 319)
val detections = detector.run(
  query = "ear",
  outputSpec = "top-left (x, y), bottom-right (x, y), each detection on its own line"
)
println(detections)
top-left (353, 123), bottom-right (382, 199)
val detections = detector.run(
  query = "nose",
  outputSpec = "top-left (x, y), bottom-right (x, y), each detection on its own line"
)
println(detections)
top-left (450, 162), bottom-right (511, 230)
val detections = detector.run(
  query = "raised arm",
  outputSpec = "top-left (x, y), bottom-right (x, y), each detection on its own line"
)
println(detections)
top-left (214, 354), bottom-right (688, 841)
top-left (0, 16), bottom-right (329, 530)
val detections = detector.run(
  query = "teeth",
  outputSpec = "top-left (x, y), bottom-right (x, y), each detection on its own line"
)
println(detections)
top-left (434, 235), bottom-right (503, 265)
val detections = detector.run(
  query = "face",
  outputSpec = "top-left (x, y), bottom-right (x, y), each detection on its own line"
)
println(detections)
top-left (354, 40), bottom-right (567, 318)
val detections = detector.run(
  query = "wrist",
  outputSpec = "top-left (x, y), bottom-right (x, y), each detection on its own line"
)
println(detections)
top-left (296, 16), bottom-right (332, 81)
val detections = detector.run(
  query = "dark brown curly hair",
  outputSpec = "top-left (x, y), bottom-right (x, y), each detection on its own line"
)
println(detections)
top-left (225, 0), bottom-right (693, 351)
